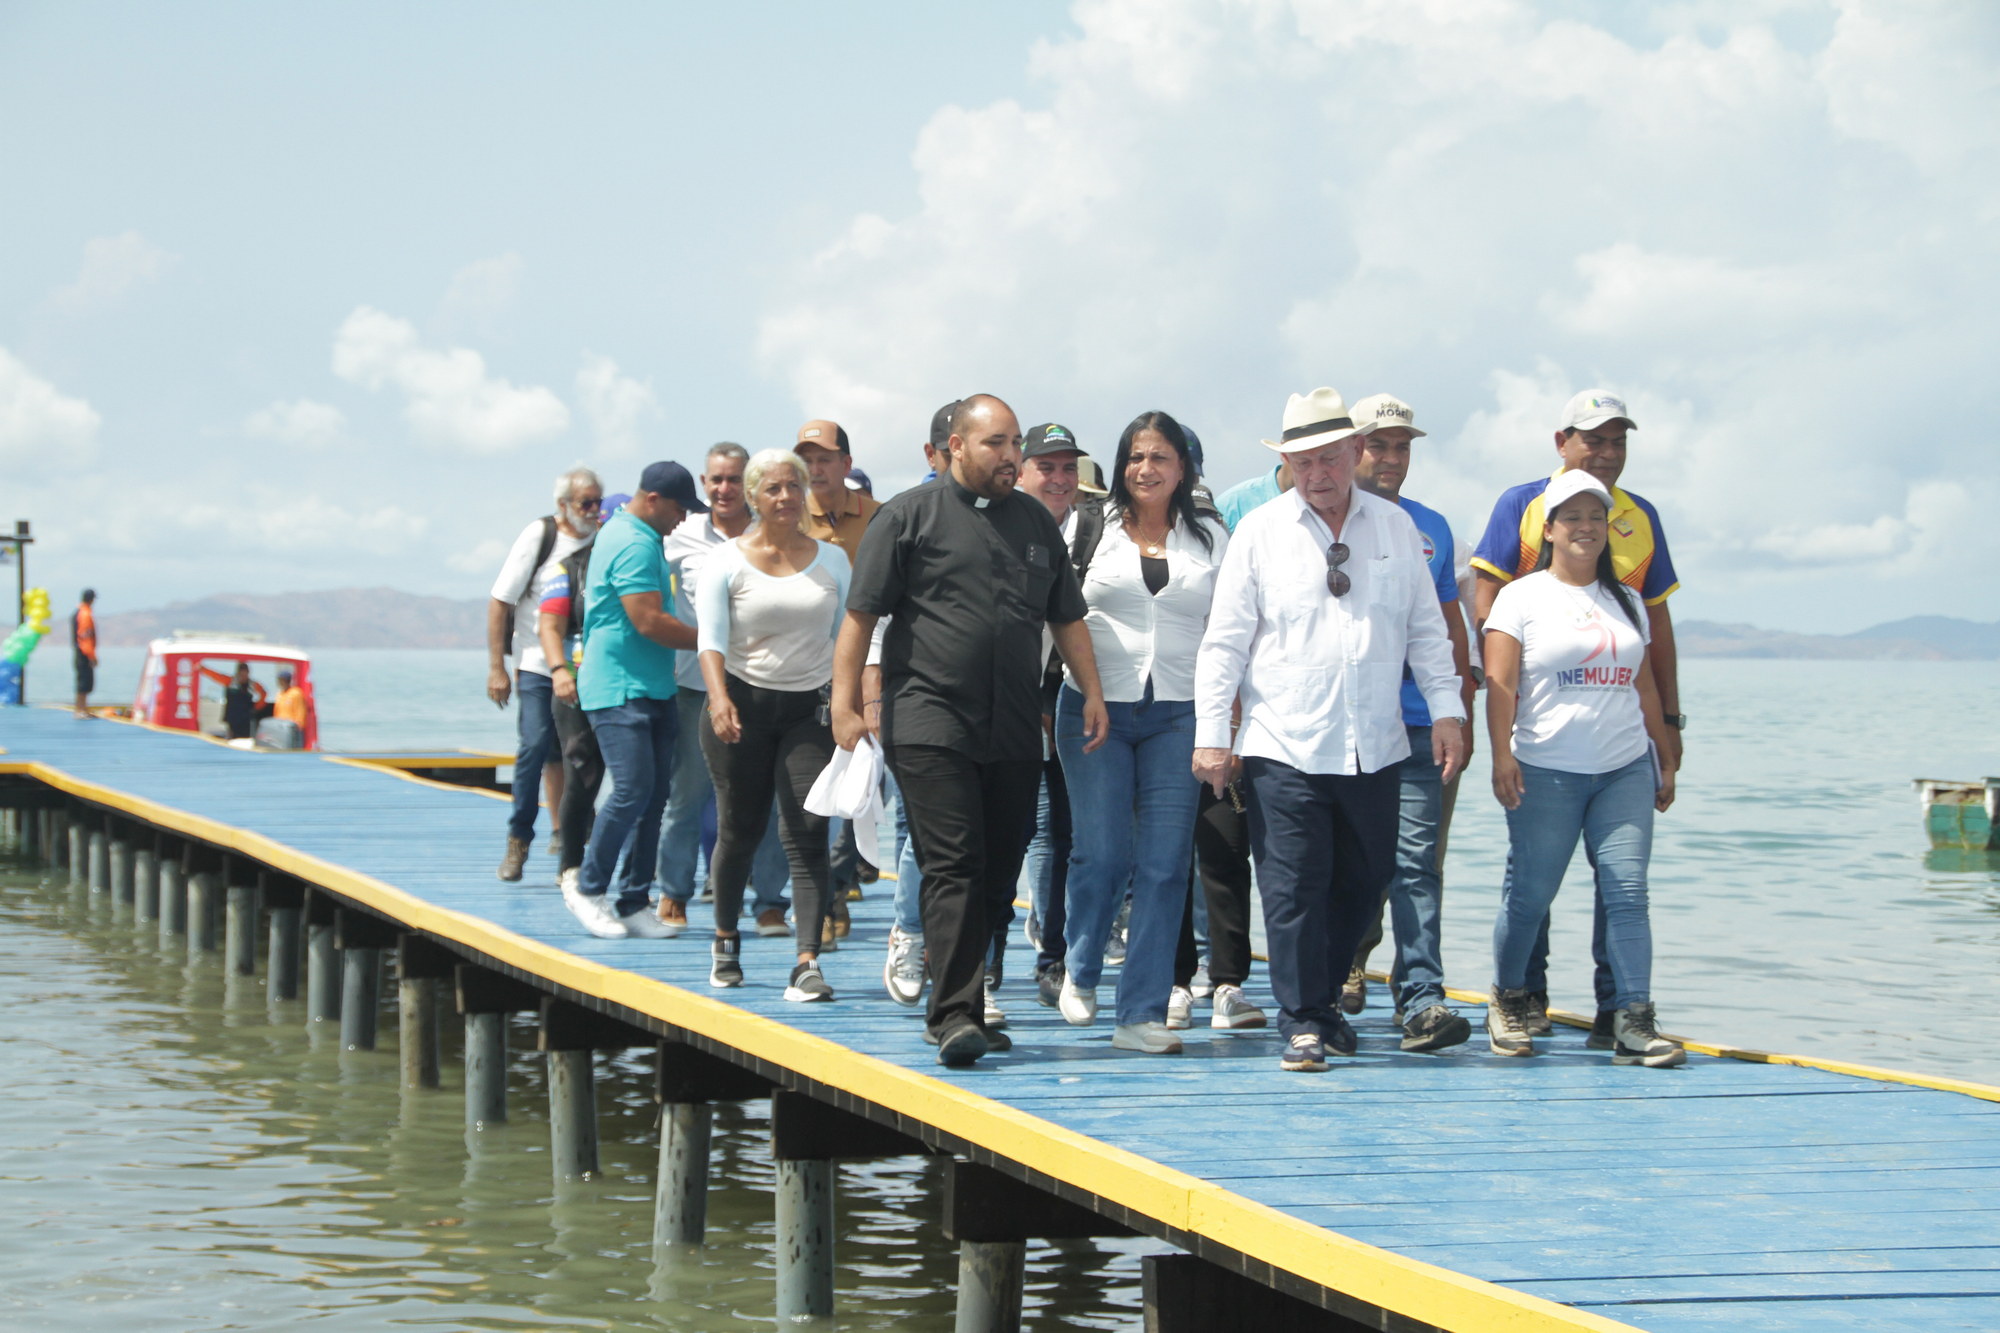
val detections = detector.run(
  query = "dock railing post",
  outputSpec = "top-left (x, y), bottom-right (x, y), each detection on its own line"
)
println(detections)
top-left (305, 890), bottom-right (342, 1025)
top-left (397, 935), bottom-right (458, 1090)
top-left (652, 1039), bottom-right (773, 1255)
top-left (456, 964), bottom-right (545, 1131)
top-left (264, 875), bottom-right (303, 1003)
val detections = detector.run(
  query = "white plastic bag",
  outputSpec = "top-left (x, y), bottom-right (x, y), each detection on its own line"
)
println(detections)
top-left (804, 735), bottom-right (884, 869)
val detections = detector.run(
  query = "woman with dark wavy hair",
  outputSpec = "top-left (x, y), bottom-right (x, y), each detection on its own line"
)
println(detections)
top-left (1055, 411), bottom-right (1230, 1054)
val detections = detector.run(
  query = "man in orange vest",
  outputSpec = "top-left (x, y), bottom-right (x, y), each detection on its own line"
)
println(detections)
top-left (71, 589), bottom-right (97, 718)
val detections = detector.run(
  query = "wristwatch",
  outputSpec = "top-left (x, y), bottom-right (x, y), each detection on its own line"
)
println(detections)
top-left (1663, 713), bottom-right (1687, 730)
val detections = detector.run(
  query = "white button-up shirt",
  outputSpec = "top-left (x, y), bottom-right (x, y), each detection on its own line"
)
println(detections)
top-left (1194, 487), bottom-right (1465, 776)
top-left (1065, 514), bottom-right (1231, 702)
top-left (662, 515), bottom-right (731, 692)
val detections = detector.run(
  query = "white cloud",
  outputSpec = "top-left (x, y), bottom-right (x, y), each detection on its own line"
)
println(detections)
top-left (575, 352), bottom-right (660, 455)
top-left (756, 0), bottom-right (2000, 617)
top-left (447, 537), bottom-right (509, 575)
top-left (436, 251), bottom-right (525, 334)
top-left (97, 487), bottom-right (426, 559)
top-left (0, 348), bottom-right (101, 469)
top-left (244, 398), bottom-right (347, 450)
top-left (331, 305), bottom-right (569, 453)
top-left (48, 231), bottom-right (176, 315)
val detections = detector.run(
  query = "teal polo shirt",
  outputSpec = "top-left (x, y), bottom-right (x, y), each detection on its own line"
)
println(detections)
top-left (577, 508), bottom-right (678, 711)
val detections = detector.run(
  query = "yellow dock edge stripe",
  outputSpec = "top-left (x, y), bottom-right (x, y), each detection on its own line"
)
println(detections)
top-left (6, 755), bottom-right (1635, 1333)
top-left (321, 755), bottom-right (510, 802)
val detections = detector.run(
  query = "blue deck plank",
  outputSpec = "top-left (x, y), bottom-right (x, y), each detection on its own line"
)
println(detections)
top-left (7, 708), bottom-right (2000, 1333)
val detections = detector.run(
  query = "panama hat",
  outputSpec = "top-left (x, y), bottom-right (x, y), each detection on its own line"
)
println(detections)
top-left (1261, 387), bottom-right (1365, 455)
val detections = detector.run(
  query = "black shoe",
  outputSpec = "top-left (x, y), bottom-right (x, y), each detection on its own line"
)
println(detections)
top-left (933, 1021), bottom-right (988, 1067)
top-left (709, 936), bottom-right (742, 989)
top-left (1400, 1004), bottom-right (1471, 1053)
top-left (1036, 962), bottom-right (1065, 1008)
top-left (1586, 1009), bottom-right (1616, 1049)
top-left (982, 1026), bottom-right (1012, 1053)
top-left (1339, 966), bottom-right (1366, 1015)
top-left (1324, 1012), bottom-right (1358, 1057)
top-left (783, 960), bottom-right (834, 1003)
top-left (1525, 989), bottom-right (1554, 1036)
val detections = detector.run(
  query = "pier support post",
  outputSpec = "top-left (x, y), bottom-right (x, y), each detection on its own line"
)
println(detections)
top-left (67, 820), bottom-right (84, 884)
top-left (942, 1159), bottom-right (1137, 1333)
top-left (306, 892), bottom-right (341, 1024)
top-left (159, 848), bottom-right (187, 943)
top-left (187, 870), bottom-right (221, 954)
top-left (22, 808), bottom-right (39, 860)
top-left (110, 829), bottom-right (135, 903)
top-left (134, 841), bottom-right (159, 921)
top-left (264, 875), bottom-right (304, 1002)
top-left (336, 909), bottom-right (397, 1051)
top-left (652, 1040), bottom-right (772, 1252)
top-left (955, 1243), bottom-right (1025, 1333)
top-left (457, 964), bottom-right (544, 1130)
top-left (51, 808), bottom-right (69, 872)
top-left (225, 877), bottom-right (259, 977)
top-left (539, 999), bottom-right (651, 1185)
top-left (87, 826), bottom-right (109, 893)
top-left (397, 935), bottom-right (458, 1090)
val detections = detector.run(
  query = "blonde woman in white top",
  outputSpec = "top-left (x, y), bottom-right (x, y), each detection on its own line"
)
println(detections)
top-left (695, 449), bottom-right (851, 1003)
top-left (1056, 412), bottom-right (1230, 1054)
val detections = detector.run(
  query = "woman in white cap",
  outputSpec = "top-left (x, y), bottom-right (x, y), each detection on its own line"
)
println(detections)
top-left (697, 448), bottom-right (851, 1002)
top-left (1482, 468), bottom-right (1683, 1067)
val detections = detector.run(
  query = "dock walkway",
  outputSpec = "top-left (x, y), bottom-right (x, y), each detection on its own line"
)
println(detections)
top-left (5, 708), bottom-right (2000, 1332)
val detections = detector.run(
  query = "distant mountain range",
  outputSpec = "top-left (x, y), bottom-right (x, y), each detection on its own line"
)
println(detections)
top-left (94, 589), bottom-right (2000, 660)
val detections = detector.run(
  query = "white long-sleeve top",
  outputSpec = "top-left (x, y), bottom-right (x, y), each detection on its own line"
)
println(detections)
top-left (1064, 514), bottom-right (1231, 702)
top-left (695, 539), bottom-right (850, 692)
top-left (1194, 487), bottom-right (1465, 775)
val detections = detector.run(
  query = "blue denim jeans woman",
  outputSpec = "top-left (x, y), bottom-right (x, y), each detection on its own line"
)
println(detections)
top-left (1056, 682), bottom-right (1200, 1026)
top-left (1492, 754), bottom-right (1654, 1006)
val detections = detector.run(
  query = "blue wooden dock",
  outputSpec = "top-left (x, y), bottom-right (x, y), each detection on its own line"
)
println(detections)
top-left (6, 707), bottom-right (2000, 1331)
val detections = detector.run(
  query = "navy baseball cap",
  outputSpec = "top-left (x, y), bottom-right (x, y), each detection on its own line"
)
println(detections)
top-left (1181, 425), bottom-right (1204, 475)
top-left (929, 400), bottom-right (963, 450)
top-left (1022, 422), bottom-right (1082, 459)
top-left (637, 461), bottom-right (709, 513)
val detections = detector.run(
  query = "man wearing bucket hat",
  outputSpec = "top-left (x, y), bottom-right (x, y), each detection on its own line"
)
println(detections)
top-left (1342, 393), bottom-right (1475, 1053)
top-left (1193, 389), bottom-right (1468, 1072)
top-left (1469, 389), bottom-right (1682, 1045)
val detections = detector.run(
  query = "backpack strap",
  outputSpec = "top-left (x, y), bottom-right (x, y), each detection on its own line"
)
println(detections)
top-left (500, 516), bottom-right (562, 658)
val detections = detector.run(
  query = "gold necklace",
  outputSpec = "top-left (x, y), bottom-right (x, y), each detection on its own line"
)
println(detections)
top-left (1130, 515), bottom-right (1170, 557)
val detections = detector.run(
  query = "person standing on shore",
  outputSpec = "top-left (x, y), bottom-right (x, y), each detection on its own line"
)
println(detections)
top-left (658, 444), bottom-right (792, 938)
top-left (563, 462), bottom-right (705, 940)
top-left (1470, 390), bottom-right (1683, 1042)
top-left (834, 393), bottom-right (1109, 1066)
top-left (697, 449), bottom-right (850, 1001)
top-left (1341, 393), bottom-right (1475, 1053)
top-left (488, 467), bottom-right (602, 882)
top-left (1193, 388), bottom-right (1467, 1072)
top-left (70, 589), bottom-right (97, 717)
top-left (1482, 468), bottom-right (1683, 1068)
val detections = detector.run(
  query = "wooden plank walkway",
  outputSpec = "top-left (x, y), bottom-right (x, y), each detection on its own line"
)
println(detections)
top-left (6, 707), bottom-right (2000, 1332)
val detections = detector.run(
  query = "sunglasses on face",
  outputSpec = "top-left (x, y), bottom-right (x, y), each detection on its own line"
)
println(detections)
top-left (1325, 542), bottom-right (1351, 598)
top-left (570, 497), bottom-right (603, 512)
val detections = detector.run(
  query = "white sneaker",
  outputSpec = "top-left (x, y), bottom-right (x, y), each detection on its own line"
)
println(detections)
top-left (620, 902), bottom-right (675, 939)
top-left (1058, 976), bottom-right (1098, 1027)
top-left (984, 972), bottom-right (1008, 1029)
top-left (1112, 1022), bottom-right (1183, 1054)
top-left (883, 927), bottom-right (925, 1006)
top-left (562, 876), bottom-right (628, 939)
top-left (1210, 984), bottom-right (1268, 1030)
top-left (1188, 964), bottom-right (1214, 1002)
top-left (1166, 986), bottom-right (1194, 1030)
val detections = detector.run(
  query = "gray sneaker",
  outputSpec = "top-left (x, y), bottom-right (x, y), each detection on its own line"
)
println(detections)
top-left (1209, 984), bottom-right (1267, 1030)
top-left (1612, 1002), bottom-right (1685, 1068)
top-left (1104, 901), bottom-right (1130, 967)
top-left (983, 970), bottom-right (1008, 1029)
top-left (1400, 1004), bottom-right (1471, 1053)
top-left (709, 936), bottom-right (743, 989)
top-left (1487, 986), bottom-right (1535, 1057)
top-left (1524, 989), bottom-right (1554, 1036)
top-left (1166, 986), bottom-right (1194, 1030)
top-left (784, 961), bottom-right (835, 1003)
top-left (883, 927), bottom-right (925, 1006)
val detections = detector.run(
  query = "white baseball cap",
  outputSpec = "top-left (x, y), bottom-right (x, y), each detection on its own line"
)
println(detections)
top-left (1351, 393), bottom-right (1427, 438)
top-left (1543, 468), bottom-right (1615, 514)
top-left (1560, 389), bottom-right (1637, 433)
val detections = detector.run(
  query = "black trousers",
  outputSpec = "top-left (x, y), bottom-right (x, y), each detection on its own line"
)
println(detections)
top-left (551, 696), bottom-right (604, 874)
top-left (890, 744), bottom-right (1039, 1036)
top-left (701, 674), bottom-right (834, 955)
top-left (1175, 782), bottom-right (1255, 989)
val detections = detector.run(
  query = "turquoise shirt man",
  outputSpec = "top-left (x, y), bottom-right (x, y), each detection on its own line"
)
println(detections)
top-left (579, 507), bottom-right (679, 710)
top-left (1215, 462), bottom-right (1288, 532)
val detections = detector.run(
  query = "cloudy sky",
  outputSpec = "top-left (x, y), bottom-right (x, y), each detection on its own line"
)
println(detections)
top-left (3, 0), bottom-right (1994, 633)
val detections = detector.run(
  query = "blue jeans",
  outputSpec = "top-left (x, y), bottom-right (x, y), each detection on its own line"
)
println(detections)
top-left (658, 690), bottom-right (790, 912)
top-left (507, 669), bottom-right (557, 842)
top-left (1493, 755), bottom-right (1655, 1009)
top-left (1056, 685), bottom-right (1199, 1026)
top-left (885, 770), bottom-right (924, 935)
top-left (581, 696), bottom-right (678, 914)
top-left (1388, 725), bottom-right (1448, 1017)
top-left (1024, 758), bottom-right (1071, 974)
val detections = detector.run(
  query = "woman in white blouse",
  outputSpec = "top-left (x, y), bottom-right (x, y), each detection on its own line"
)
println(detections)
top-left (696, 449), bottom-right (851, 1003)
top-left (1056, 412), bottom-right (1230, 1053)
top-left (1482, 468), bottom-right (1681, 1067)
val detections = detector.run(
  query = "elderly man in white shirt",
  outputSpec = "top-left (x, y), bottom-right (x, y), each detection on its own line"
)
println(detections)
top-left (1193, 388), bottom-right (1468, 1073)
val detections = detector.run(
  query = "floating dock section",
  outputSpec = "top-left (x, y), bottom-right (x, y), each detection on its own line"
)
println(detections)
top-left (4, 708), bottom-right (2000, 1332)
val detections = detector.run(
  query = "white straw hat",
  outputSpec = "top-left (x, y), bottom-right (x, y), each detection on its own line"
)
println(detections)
top-left (1261, 387), bottom-right (1365, 455)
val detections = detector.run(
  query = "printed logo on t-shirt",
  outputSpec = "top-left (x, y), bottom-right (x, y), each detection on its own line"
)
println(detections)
top-left (1419, 531), bottom-right (1436, 563)
top-left (1555, 608), bottom-right (1635, 689)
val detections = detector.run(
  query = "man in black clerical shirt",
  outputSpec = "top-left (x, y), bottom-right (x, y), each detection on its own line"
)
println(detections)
top-left (834, 393), bottom-right (1109, 1066)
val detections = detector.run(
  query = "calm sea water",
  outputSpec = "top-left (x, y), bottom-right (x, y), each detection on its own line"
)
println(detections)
top-left (7, 649), bottom-right (2000, 1328)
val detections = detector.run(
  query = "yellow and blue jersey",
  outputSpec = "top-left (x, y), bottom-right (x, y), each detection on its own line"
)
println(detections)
top-left (1470, 469), bottom-right (1679, 606)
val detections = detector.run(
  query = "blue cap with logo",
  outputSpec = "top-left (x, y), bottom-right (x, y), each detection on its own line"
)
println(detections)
top-left (638, 461), bottom-right (709, 513)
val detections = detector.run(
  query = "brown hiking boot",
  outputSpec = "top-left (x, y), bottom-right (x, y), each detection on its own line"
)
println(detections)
top-left (820, 915), bottom-right (840, 951)
top-left (831, 897), bottom-right (852, 937)
top-left (497, 836), bottom-right (529, 882)
top-left (1339, 965), bottom-right (1367, 1015)
top-left (655, 897), bottom-right (688, 937)
top-left (754, 908), bottom-right (790, 938)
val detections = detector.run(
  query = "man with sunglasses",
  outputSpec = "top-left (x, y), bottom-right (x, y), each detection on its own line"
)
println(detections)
top-left (1193, 388), bottom-right (1467, 1073)
top-left (488, 466), bottom-right (603, 882)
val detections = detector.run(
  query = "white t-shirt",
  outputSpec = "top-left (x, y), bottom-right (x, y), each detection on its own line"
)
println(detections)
top-left (695, 540), bottom-right (852, 693)
top-left (1485, 571), bottom-right (1651, 775)
top-left (490, 518), bottom-right (589, 678)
